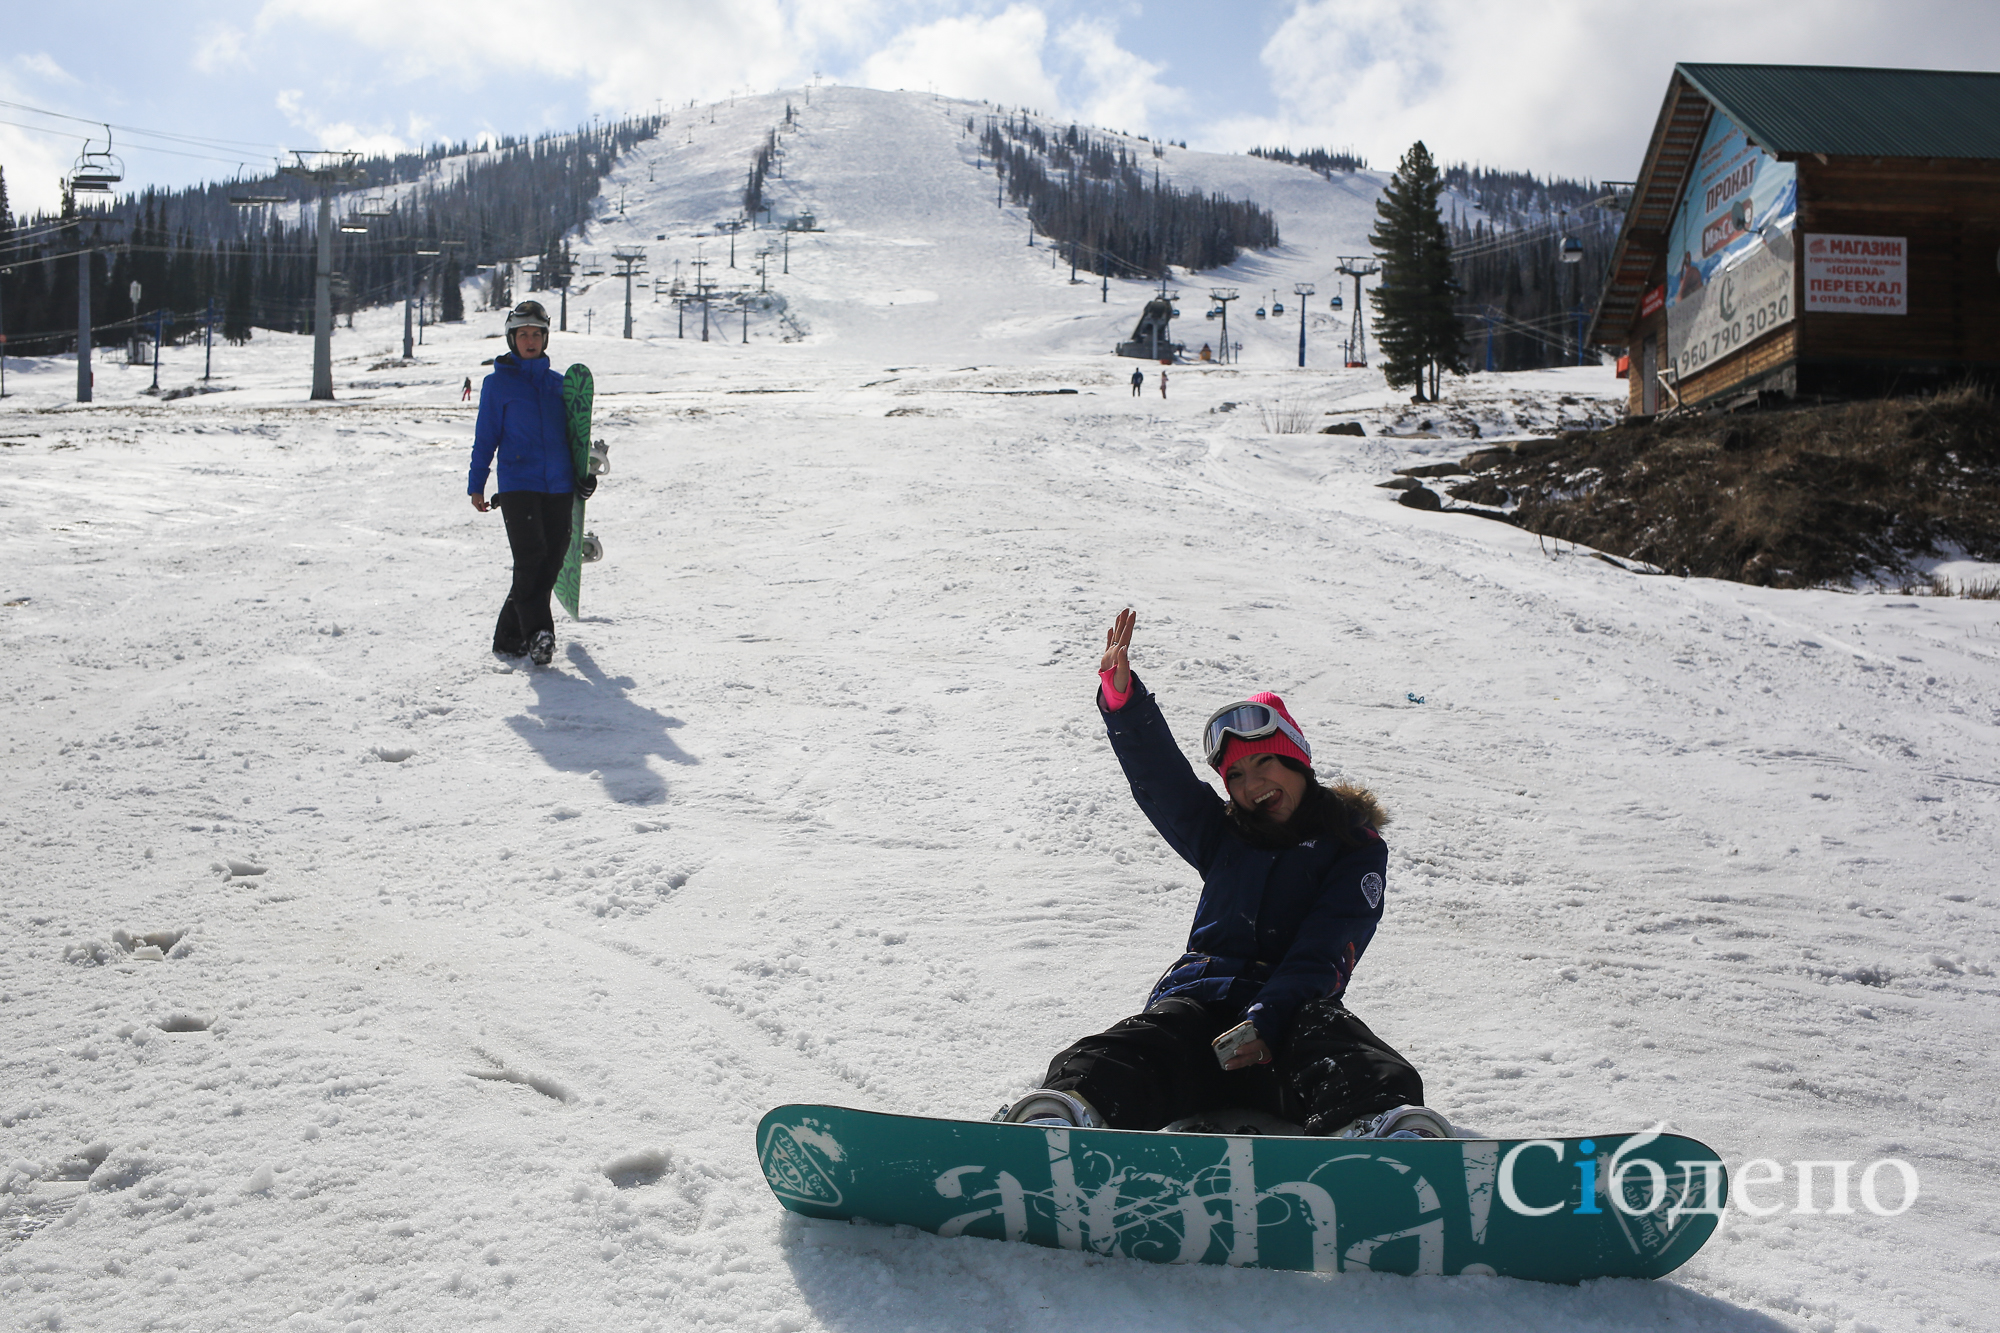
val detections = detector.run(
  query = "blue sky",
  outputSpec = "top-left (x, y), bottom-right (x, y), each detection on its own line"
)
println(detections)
top-left (3, 1), bottom-right (1994, 217)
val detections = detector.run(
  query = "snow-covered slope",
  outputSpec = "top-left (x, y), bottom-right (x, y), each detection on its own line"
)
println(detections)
top-left (2, 88), bottom-right (1996, 1333)
top-left (559, 86), bottom-right (1396, 367)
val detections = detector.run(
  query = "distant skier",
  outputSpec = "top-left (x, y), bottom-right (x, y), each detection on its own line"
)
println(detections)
top-left (1001, 608), bottom-right (1448, 1140)
top-left (461, 376), bottom-right (473, 401)
top-left (1130, 368), bottom-right (1144, 397)
top-left (467, 300), bottom-right (588, 666)
top-left (1158, 369), bottom-right (1169, 399)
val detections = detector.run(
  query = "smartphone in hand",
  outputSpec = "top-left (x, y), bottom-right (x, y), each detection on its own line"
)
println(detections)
top-left (1211, 1020), bottom-right (1261, 1069)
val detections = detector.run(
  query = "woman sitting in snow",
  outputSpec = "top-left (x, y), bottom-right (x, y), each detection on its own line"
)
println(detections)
top-left (1003, 608), bottom-right (1449, 1139)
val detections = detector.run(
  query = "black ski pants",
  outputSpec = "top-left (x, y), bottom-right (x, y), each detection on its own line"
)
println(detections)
top-left (1042, 995), bottom-right (1424, 1133)
top-left (493, 490), bottom-right (573, 654)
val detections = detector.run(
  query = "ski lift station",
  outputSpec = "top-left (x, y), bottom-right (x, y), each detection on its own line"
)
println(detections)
top-left (1589, 63), bottom-right (2000, 415)
top-left (1116, 295), bottom-right (1182, 361)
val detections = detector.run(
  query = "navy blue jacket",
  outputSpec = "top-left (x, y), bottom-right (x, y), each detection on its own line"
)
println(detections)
top-left (468, 353), bottom-right (573, 496)
top-left (1102, 675), bottom-right (1387, 1044)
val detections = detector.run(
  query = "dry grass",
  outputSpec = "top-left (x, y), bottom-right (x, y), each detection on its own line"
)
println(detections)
top-left (1444, 384), bottom-right (2000, 588)
top-left (1260, 397), bottom-right (1319, 434)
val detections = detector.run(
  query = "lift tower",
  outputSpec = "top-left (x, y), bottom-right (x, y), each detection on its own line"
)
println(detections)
top-left (1207, 289), bottom-right (1239, 364)
top-left (1333, 257), bottom-right (1379, 368)
top-left (282, 151), bottom-right (364, 399)
top-left (612, 248), bottom-right (648, 339)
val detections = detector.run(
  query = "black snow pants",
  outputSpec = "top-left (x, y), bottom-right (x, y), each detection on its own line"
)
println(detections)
top-left (1042, 995), bottom-right (1424, 1133)
top-left (493, 490), bottom-right (573, 654)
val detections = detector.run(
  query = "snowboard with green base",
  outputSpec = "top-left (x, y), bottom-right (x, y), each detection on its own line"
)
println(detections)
top-left (554, 363), bottom-right (597, 621)
top-left (757, 1104), bottom-right (1726, 1284)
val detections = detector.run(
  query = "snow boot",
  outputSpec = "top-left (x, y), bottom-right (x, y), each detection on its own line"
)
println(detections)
top-left (529, 630), bottom-right (555, 666)
top-left (1334, 1104), bottom-right (1455, 1140)
top-left (997, 1089), bottom-right (1103, 1129)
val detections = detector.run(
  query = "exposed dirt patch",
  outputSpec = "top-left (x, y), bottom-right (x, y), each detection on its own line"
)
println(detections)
top-left (1442, 385), bottom-right (2000, 587)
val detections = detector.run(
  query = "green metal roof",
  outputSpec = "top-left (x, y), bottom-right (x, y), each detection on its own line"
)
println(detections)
top-left (1677, 63), bottom-right (2000, 159)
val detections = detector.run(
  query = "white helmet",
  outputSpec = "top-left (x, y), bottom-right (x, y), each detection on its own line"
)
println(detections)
top-left (504, 300), bottom-right (551, 353)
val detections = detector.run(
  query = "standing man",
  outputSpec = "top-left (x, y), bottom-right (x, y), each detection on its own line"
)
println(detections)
top-left (461, 375), bottom-right (473, 402)
top-left (467, 300), bottom-right (588, 665)
top-left (1130, 367), bottom-right (1144, 397)
top-left (1158, 369), bottom-right (1169, 399)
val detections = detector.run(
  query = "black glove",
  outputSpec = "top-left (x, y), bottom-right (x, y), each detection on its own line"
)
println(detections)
top-left (576, 474), bottom-right (598, 500)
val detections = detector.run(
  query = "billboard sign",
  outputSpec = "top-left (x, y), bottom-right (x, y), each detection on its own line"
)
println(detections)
top-left (1665, 109), bottom-right (1798, 380)
top-left (1803, 234), bottom-right (1907, 313)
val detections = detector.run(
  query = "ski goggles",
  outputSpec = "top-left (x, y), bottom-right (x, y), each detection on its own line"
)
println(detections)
top-left (505, 300), bottom-right (551, 333)
top-left (1201, 701), bottom-right (1311, 769)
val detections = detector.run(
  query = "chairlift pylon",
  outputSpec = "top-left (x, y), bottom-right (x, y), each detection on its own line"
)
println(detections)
top-left (69, 127), bottom-right (124, 193)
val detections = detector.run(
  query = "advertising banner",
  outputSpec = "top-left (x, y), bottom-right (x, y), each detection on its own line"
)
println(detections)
top-left (1665, 110), bottom-right (1798, 380)
top-left (1803, 235), bottom-right (1907, 313)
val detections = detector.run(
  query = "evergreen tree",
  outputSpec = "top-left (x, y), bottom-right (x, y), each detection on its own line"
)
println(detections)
top-left (440, 257), bottom-right (465, 322)
top-left (1369, 141), bottom-right (1466, 401)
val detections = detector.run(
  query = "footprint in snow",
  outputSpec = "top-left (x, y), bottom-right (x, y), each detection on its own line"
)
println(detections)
top-left (62, 929), bottom-right (189, 965)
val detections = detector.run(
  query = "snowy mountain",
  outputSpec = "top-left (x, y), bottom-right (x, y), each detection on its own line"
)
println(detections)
top-left (1, 85), bottom-right (1995, 1333)
top-left (553, 86), bottom-right (1401, 365)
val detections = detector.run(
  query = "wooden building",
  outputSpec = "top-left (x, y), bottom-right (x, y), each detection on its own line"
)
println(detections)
top-left (1589, 64), bottom-right (2000, 414)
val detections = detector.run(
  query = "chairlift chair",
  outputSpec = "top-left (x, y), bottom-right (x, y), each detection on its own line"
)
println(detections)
top-left (69, 130), bottom-right (124, 193)
top-left (1272, 300), bottom-right (1285, 316)
top-left (354, 193), bottom-right (395, 218)
top-left (1330, 294), bottom-right (1344, 310)
top-left (1560, 234), bottom-right (1584, 263)
top-left (1254, 306), bottom-right (1267, 319)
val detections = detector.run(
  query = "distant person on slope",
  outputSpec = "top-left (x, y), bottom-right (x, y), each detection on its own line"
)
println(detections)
top-left (1130, 367), bottom-right (1145, 396)
top-left (462, 376), bottom-right (473, 402)
top-left (1158, 369), bottom-right (1169, 399)
top-left (467, 300), bottom-right (590, 665)
top-left (1001, 608), bottom-right (1447, 1141)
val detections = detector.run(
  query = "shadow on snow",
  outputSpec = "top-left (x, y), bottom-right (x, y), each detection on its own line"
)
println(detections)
top-left (505, 642), bottom-right (696, 803)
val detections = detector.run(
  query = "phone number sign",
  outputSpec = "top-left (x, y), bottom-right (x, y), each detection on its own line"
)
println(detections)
top-left (1804, 234), bottom-right (1906, 314)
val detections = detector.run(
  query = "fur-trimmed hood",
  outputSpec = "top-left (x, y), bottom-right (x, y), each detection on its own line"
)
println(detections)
top-left (1225, 777), bottom-right (1388, 852)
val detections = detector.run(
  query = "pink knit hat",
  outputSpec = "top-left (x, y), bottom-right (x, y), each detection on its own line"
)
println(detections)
top-left (1213, 691), bottom-right (1312, 777)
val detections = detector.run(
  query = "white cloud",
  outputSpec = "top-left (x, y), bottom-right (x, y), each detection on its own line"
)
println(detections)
top-left (14, 52), bottom-right (79, 85)
top-left (858, 5), bottom-right (1063, 109)
top-left (855, 5), bottom-right (1180, 131)
top-left (192, 24), bottom-right (249, 75)
top-left (272, 88), bottom-right (409, 159)
top-left (1051, 15), bottom-right (1178, 133)
top-left (256, 0), bottom-right (813, 114)
top-left (1217, 0), bottom-right (2000, 179)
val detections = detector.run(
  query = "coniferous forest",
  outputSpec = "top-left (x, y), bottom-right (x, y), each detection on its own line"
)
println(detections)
top-left (977, 115), bottom-right (1279, 278)
top-left (1441, 165), bottom-right (1624, 371)
top-left (0, 115), bottom-right (662, 357)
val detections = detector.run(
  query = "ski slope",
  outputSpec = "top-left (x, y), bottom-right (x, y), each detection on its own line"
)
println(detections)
top-left (3, 86), bottom-right (1998, 1333)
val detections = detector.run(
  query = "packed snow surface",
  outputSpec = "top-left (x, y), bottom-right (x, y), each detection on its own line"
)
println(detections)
top-left (3, 88), bottom-right (1997, 1333)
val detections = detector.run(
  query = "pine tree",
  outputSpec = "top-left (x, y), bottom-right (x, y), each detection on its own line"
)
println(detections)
top-left (1369, 141), bottom-right (1466, 401)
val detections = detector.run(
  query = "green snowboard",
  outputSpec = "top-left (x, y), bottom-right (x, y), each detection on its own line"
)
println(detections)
top-left (554, 363), bottom-right (594, 620)
top-left (757, 1104), bottom-right (1725, 1283)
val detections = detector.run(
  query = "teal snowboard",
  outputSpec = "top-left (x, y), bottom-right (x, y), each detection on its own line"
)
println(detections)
top-left (554, 364), bottom-right (595, 620)
top-left (758, 1105), bottom-right (1725, 1283)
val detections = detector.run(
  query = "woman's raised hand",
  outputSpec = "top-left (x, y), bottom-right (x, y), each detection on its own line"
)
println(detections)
top-left (1100, 607), bottom-right (1136, 695)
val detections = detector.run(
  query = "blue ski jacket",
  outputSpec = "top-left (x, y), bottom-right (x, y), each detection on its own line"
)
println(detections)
top-left (468, 353), bottom-right (573, 496)
top-left (1102, 674), bottom-right (1388, 1046)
